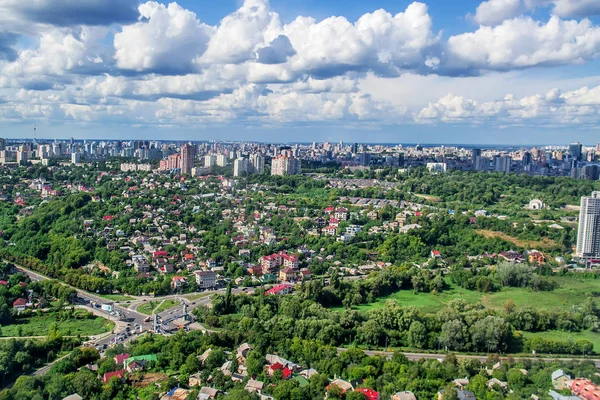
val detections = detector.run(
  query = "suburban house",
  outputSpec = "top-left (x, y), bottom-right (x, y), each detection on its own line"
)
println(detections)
top-left (199, 387), bottom-right (220, 399)
top-left (245, 379), bottom-right (265, 395)
top-left (391, 392), bottom-right (417, 400)
top-left (570, 379), bottom-right (600, 400)
top-left (266, 363), bottom-right (292, 379)
top-left (326, 379), bottom-right (354, 395)
top-left (12, 298), bottom-right (29, 312)
top-left (102, 370), bottom-right (125, 384)
top-left (265, 284), bottom-right (293, 296)
top-left (171, 276), bottom-right (187, 290)
top-left (356, 388), bottom-right (380, 400)
top-left (114, 353), bottom-right (130, 365)
top-left (236, 343), bottom-right (253, 364)
top-left (279, 267), bottom-right (298, 282)
top-left (552, 370), bottom-right (571, 390)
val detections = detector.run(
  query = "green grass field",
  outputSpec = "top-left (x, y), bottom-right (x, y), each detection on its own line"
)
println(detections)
top-left (0, 311), bottom-right (114, 337)
top-left (336, 276), bottom-right (600, 313)
top-left (154, 299), bottom-right (179, 314)
top-left (137, 299), bottom-right (180, 315)
top-left (522, 330), bottom-right (600, 353)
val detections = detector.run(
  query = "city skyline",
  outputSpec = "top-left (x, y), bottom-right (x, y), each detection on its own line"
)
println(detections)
top-left (0, 0), bottom-right (600, 142)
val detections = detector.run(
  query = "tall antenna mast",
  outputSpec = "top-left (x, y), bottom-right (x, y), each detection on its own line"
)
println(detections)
top-left (33, 123), bottom-right (37, 146)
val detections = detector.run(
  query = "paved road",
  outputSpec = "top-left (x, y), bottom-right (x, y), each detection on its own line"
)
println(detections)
top-left (337, 348), bottom-right (600, 368)
top-left (32, 354), bottom-right (72, 376)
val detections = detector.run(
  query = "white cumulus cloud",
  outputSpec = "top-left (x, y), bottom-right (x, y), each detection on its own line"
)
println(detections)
top-left (114, 2), bottom-right (213, 73)
top-left (471, 0), bottom-right (523, 26)
top-left (447, 16), bottom-right (600, 71)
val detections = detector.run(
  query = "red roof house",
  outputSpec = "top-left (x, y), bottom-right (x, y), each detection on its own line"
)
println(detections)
top-left (153, 250), bottom-right (168, 259)
top-left (102, 370), bottom-right (125, 383)
top-left (356, 388), bottom-right (380, 400)
top-left (266, 363), bottom-right (292, 379)
top-left (265, 284), bottom-right (294, 296)
top-left (12, 298), bottom-right (28, 309)
top-left (114, 353), bottom-right (130, 365)
top-left (570, 378), bottom-right (600, 400)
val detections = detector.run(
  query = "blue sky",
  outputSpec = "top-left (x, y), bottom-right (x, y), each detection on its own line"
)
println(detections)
top-left (0, 0), bottom-right (600, 144)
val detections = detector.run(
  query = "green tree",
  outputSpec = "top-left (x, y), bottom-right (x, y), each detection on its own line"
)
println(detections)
top-left (407, 321), bottom-right (427, 349)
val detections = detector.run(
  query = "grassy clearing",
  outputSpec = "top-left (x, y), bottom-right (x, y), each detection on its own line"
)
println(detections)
top-left (332, 281), bottom-right (482, 313)
top-left (98, 294), bottom-right (135, 302)
top-left (475, 229), bottom-right (557, 249)
top-left (482, 276), bottom-right (600, 311)
top-left (0, 311), bottom-right (114, 337)
top-left (414, 194), bottom-right (441, 203)
top-left (522, 330), bottom-right (600, 353)
top-left (137, 299), bottom-right (180, 315)
top-left (335, 276), bottom-right (600, 314)
top-left (154, 299), bottom-right (179, 314)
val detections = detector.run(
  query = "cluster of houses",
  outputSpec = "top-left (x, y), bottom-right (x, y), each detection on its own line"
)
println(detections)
top-left (0, 277), bottom-right (40, 312)
top-left (165, 343), bottom-right (413, 400)
top-left (465, 249), bottom-right (548, 265)
top-left (96, 353), bottom-right (158, 384)
top-left (255, 251), bottom-right (311, 283)
top-left (550, 369), bottom-right (600, 400)
top-left (60, 356), bottom-right (600, 400)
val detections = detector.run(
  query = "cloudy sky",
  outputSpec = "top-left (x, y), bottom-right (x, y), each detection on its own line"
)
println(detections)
top-left (1, 0), bottom-right (600, 144)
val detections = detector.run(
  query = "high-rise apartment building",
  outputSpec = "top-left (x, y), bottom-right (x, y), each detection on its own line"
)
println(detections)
top-left (271, 155), bottom-right (301, 176)
top-left (569, 142), bottom-right (583, 161)
top-left (359, 153), bottom-right (371, 167)
top-left (472, 149), bottom-right (483, 171)
top-left (216, 154), bottom-right (228, 167)
top-left (180, 144), bottom-right (195, 174)
top-left (250, 154), bottom-right (265, 174)
top-left (16, 151), bottom-right (27, 166)
top-left (576, 192), bottom-right (600, 260)
top-left (233, 158), bottom-right (248, 177)
top-left (204, 155), bottom-right (216, 168)
top-left (494, 155), bottom-right (511, 173)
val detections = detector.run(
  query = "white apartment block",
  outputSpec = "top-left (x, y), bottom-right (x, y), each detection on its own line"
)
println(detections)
top-left (204, 155), bottom-right (216, 167)
top-left (576, 191), bottom-right (600, 260)
top-left (271, 155), bottom-right (301, 176)
top-left (216, 154), bottom-right (228, 167)
top-left (234, 158), bottom-right (249, 177)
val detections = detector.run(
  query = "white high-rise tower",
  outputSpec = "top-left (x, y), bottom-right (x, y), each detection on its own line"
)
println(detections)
top-left (576, 191), bottom-right (600, 260)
